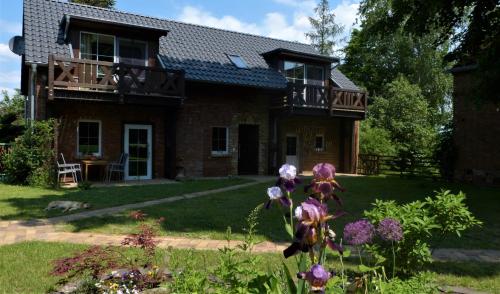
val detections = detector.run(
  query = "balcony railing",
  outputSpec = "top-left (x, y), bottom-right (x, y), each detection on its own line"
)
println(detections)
top-left (280, 82), bottom-right (367, 115)
top-left (48, 55), bottom-right (185, 100)
top-left (330, 87), bottom-right (367, 112)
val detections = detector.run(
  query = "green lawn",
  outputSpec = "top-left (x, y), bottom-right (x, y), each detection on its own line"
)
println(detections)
top-left (1, 242), bottom-right (499, 294)
top-left (0, 178), bottom-right (251, 220)
top-left (64, 175), bottom-right (500, 250)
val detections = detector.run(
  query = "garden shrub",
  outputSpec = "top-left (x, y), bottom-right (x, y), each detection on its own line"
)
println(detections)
top-left (363, 190), bottom-right (482, 275)
top-left (2, 119), bottom-right (57, 186)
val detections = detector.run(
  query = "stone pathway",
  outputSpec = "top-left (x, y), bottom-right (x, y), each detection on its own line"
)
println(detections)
top-left (1, 177), bottom-right (499, 263)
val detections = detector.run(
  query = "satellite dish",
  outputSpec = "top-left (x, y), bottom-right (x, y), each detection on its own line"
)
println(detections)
top-left (9, 36), bottom-right (24, 56)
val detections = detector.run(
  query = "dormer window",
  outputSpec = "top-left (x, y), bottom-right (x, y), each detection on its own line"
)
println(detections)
top-left (227, 54), bottom-right (248, 69)
top-left (118, 38), bottom-right (148, 66)
top-left (80, 32), bottom-right (115, 62)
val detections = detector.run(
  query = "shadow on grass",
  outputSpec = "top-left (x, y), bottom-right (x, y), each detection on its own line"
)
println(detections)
top-left (0, 178), bottom-right (252, 221)
top-left (65, 176), bottom-right (500, 249)
top-left (429, 261), bottom-right (500, 278)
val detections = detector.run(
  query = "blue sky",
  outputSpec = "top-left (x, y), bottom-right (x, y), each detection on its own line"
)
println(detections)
top-left (0, 0), bottom-right (360, 96)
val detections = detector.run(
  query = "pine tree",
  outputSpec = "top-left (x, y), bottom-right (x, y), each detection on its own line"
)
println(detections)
top-left (306, 0), bottom-right (344, 56)
top-left (71, 0), bottom-right (115, 9)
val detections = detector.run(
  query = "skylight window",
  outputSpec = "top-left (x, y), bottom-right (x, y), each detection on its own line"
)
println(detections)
top-left (227, 54), bottom-right (248, 69)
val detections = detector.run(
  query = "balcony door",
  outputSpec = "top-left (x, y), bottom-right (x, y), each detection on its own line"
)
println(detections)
top-left (124, 124), bottom-right (152, 180)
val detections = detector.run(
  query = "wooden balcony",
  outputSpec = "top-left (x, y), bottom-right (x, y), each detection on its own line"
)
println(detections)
top-left (48, 55), bottom-right (185, 104)
top-left (274, 82), bottom-right (367, 118)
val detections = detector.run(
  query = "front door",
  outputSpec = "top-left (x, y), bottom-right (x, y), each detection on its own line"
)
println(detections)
top-left (286, 135), bottom-right (299, 169)
top-left (238, 124), bottom-right (259, 175)
top-left (124, 124), bottom-right (152, 180)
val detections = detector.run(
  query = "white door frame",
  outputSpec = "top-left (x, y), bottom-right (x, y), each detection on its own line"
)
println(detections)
top-left (285, 134), bottom-right (299, 171)
top-left (124, 124), bottom-right (152, 180)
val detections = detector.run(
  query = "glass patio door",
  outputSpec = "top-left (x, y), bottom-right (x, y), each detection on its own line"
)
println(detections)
top-left (124, 124), bottom-right (152, 180)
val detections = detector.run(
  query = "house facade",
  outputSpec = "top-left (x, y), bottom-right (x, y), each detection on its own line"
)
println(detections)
top-left (16, 0), bottom-right (366, 180)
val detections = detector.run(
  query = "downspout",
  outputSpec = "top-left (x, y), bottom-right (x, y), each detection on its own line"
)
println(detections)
top-left (29, 63), bottom-right (37, 122)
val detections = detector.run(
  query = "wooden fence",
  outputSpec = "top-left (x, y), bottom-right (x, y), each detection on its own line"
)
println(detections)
top-left (0, 143), bottom-right (12, 181)
top-left (358, 153), bottom-right (441, 178)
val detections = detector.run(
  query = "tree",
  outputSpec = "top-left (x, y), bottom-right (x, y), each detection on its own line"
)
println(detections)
top-left (0, 90), bottom-right (25, 143)
top-left (368, 76), bottom-right (437, 156)
top-left (340, 0), bottom-right (454, 127)
top-left (306, 0), bottom-right (344, 55)
top-left (358, 0), bottom-right (499, 103)
top-left (71, 0), bottom-right (115, 9)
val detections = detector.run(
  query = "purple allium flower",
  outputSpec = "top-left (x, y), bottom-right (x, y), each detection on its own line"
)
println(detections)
top-left (313, 163), bottom-right (336, 180)
top-left (377, 218), bottom-right (403, 242)
top-left (297, 264), bottom-right (334, 293)
top-left (343, 219), bottom-right (375, 245)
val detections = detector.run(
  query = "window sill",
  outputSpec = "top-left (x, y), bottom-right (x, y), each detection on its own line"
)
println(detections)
top-left (211, 152), bottom-right (231, 158)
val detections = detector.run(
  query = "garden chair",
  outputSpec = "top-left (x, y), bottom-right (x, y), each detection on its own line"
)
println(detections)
top-left (106, 153), bottom-right (128, 183)
top-left (57, 153), bottom-right (82, 184)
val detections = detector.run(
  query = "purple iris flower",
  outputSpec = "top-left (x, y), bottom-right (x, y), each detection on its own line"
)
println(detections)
top-left (265, 186), bottom-right (291, 209)
top-left (377, 218), bottom-right (403, 242)
top-left (343, 219), bottom-right (375, 245)
top-left (284, 198), bottom-right (344, 258)
top-left (277, 163), bottom-right (300, 192)
top-left (297, 264), bottom-right (334, 294)
top-left (304, 163), bottom-right (345, 204)
top-left (313, 163), bottom-right (336, 179)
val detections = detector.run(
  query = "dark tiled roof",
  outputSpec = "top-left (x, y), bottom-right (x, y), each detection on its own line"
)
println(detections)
top-left (23, 0), bottom-right (358, 90)
top-left (331, 68), bottom-right (359, 91)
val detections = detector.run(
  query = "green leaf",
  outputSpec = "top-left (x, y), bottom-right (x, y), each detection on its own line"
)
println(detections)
top-left (343, 249), bottom-right (351, 258)
top-left (282, 262), bottom-right (297, 294)
top-left (285, 223), bottom-right (294, 238)
top-left (358, 264), bottom-right (380, 273)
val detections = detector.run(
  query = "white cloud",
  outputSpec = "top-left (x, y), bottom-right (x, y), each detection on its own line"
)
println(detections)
top-left (0, 20), bottom-right (22, 35)
top-left (273, 0), bottom-right (316, 11)
top-left (0, 43), bottom-right (20, 62)
top-left (179, 6), bottom-right (260, 35)
top-left (333, 1), bottom-right (360, 31)
top-left (176, 1), bottom-right (360, 48)
top-left (0, 70), bottom-right (21, 86)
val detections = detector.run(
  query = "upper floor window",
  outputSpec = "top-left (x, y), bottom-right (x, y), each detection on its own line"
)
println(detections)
top-left (284, 61), bottom-right (304, 85)
top-left (315, 135), bottom-right (325, 152)
top-left (118, 38), bottom-right (148, 66)
top-left (80, 32), bottom-right (115, 62)
top-left (284, 61), bottom-right (325, 86)
top-left (80, 32), bottom-right (148, 66)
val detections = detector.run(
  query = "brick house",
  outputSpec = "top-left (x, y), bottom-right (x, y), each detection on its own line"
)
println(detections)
top-left (451, 65), bottom-right (500, 184)
top-left (15, 0), bottom-right (366, 180)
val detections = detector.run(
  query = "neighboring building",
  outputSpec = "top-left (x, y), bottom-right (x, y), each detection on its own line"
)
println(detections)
top-left (451, 65), bottom-right (500, 184)
top-left (16, 0), bottom-right (366, 180)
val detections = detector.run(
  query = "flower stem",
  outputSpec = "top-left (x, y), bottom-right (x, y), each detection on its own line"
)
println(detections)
top-left (339, 239), bottom-right (346, 291)
top-left (391, 241), bottom-right (396, 279)
top-left (287, 191), bottom-right (293, 234)
top-left (358, 246), bottom-right (364, 266)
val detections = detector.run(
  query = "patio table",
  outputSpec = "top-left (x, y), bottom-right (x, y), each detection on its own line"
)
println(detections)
top-left (81, 159), bottom-right (108, 182)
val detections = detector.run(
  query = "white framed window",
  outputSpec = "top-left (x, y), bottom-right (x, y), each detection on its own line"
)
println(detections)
top-left (80, 32), bottom-right (116, 63)
top-left (77, 120), bottom-right (102, 156)
top-left (211, 127), bottom-right (229, 155)
top-left (315, 135), bottom-right (325, 152)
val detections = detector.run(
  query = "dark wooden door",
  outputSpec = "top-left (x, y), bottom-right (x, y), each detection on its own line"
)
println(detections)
top-left (238, 124), bottom-right (259, 175)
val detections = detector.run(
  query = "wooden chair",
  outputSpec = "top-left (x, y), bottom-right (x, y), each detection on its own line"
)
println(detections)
top-left (106, 153), bottom-right (128, 183)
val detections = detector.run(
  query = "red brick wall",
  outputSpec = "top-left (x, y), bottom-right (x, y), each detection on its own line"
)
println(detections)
top-left (453, 72), bottom-right (500, 182)
top-left (177, 85), bottom-right (271, 177)
top-left (49, 101), bottom-right (168, 179)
